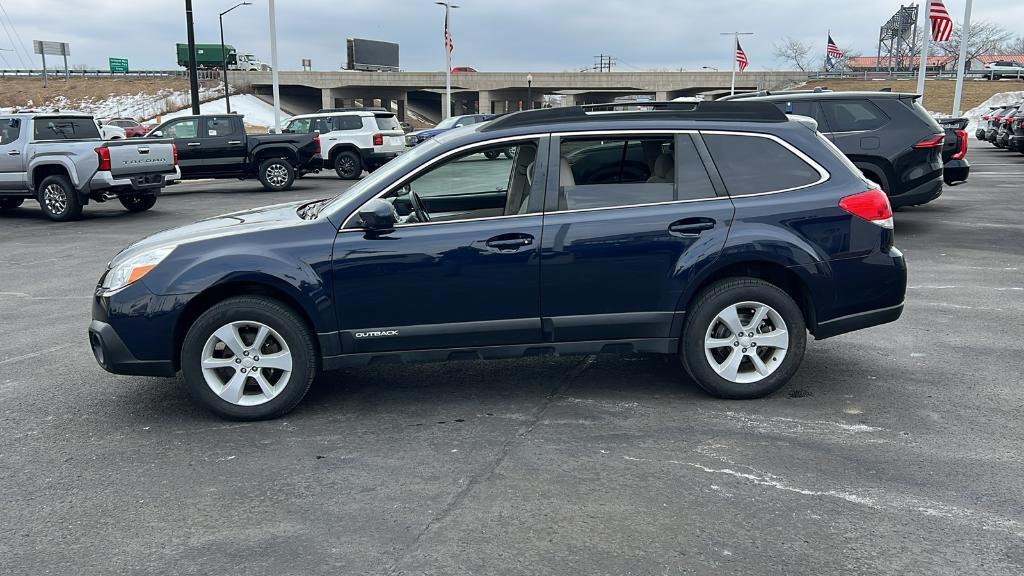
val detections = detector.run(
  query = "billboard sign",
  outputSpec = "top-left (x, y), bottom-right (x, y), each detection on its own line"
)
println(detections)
top-left (346, 38), bottom-right (399, 71)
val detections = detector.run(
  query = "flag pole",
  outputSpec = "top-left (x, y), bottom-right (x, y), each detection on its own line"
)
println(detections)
top-left (952, 0), bottom-right (973, 116)
top-left (444, 3), bottom-right (452, 119)
top-left (825, 29), bottom-right (830, 71)
top-left (916, 0), bottom-right (933, 95)
top-left (731, 33), bottom-right (737, 95)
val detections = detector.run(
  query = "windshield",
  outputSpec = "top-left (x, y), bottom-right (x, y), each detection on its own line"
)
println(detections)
top-left (321, 139), bottom-right (443, 217)
top-left (434, 116), bottom-right (460, 129)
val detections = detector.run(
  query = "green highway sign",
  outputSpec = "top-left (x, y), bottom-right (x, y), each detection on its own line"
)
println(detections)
top-left (108, 57), bottom-right (129, 73)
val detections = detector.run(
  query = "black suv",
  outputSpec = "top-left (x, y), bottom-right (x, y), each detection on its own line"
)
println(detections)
top-left (724, 91), bottom-right (946, 208)
top-left (90, 101), bottom-right (908, 420)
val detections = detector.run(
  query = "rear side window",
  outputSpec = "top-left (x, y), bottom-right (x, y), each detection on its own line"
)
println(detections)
top-left (776, 100), bottom-right (828, 130)
top-left (374, 114), bottom-right (401, 131)
top-left (820, 100), bottom-right (888, 132)
top-left (285, 118), bottom-right (311, 133)
top-left (703, 133), bottom-right (821, 195)
top-left (33, 117), bottom-right (101, 140)
top-left (335, 115), bottom-right (363, 131)
top-left (206, 117), bottom-right (236, 137)
top-left (0, 119), bottom-right (21, 145)
top-left (313, 117), bottom-right (335, 133)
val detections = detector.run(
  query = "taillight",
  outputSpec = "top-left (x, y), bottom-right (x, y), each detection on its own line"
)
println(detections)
top-left (982, 115), bottom-right (990, 121)
top-left (95, 147), bottom-right (111, 171)
top-left (171, 143), bottom-right (179, 165)
top-left (951, 129), bottom-right (968, 160)
top-left (313, 133), bottom-right (321, 155)
top-left (372, 133), bottom-right (383, 146)
top-left (840, 188), bottom-right (893, 229)
top-left (912, 134), bottom-right (944, 149)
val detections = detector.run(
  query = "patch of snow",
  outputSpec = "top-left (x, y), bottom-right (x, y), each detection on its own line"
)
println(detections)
top-left (963, 90), bottom-right (1024, 132)
top-left (16, 85), bottom-right (226, 122)
top-left (159, 95), bottom-right (290, 128)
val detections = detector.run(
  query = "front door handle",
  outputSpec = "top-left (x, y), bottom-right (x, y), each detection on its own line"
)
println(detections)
top-left (7, 150), bottom-right (19, 156)
top-left (485, 233), bottom-right (534, 252)
top-left (227, 140), bottom-right (242, 145)
top-left (668, 218), bottom-right (716, 237)
top-left (187, 142), bottom-right (201, 147)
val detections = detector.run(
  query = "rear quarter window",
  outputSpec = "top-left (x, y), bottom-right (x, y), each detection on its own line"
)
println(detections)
top-left (703, 133), bottom-right (822, 195)
top-left (33, 117), bottom-right (101, 140)
top-left (374, 114), bottom-right (401, 131)
top-left (820, 100), bottom-right (889, 132)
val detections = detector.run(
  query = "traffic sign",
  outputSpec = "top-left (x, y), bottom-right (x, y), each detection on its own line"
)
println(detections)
top-left (109, 57), bottom-right (129, 73)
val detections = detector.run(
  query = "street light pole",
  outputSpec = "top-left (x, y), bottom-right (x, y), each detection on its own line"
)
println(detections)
top-left (184, 0), bottom-right (201, 115)
top-left (526, 73), bottom-right (533, 110)
top-left (219, 2), bottom-right (251, 115)
top-left (269, 0), bottom-right (282, 133)
top-left (435, 1), bottom-right (459, 120)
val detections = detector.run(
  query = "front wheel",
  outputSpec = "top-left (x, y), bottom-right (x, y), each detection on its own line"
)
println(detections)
top-left (258, 158), bottom-right (296, 191)
top-left (181, 296), bottom-right (319, 420)
top-left (0, 197), bottom-right (24, 211)
top-left (37, 174), bottom-right (83, 221)
top-left (119, 194), bottom-right (158, 212)
top-left (679, 278), bottom-right (806, 399)
top-left (334, 150), bottom-right (362, 180)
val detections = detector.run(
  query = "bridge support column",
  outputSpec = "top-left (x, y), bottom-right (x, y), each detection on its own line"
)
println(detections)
top-left (477, 90), bottom-right (491, 114)
top-left (656, 91), bottom-right (670, 102)
top-left (321, 89), bottom-right (333, 110)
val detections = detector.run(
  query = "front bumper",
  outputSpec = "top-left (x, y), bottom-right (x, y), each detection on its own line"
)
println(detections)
top-left (89, 319), bottom-right (176, 377)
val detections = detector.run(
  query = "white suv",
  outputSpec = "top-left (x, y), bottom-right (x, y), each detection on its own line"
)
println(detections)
top-left (282, 109), bottom-right (405, 179)
top-left (983, 61), bottom-right (1024, 80)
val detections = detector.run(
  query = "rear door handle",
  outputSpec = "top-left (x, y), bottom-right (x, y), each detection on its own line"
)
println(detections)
top-left (668, 218), bottom-right (716, 237)
top-left (187, 142), bottom-right (201, 146)
top-left (227, 140), bottom-right (242, 145)
top-left (485, 233), bottom-right (534, 252)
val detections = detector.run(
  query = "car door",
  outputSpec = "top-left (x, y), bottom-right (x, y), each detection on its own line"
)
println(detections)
top-left (330, 136), bottom-right (549, 355)
top-left (199, 116), bottom-right (246, 175)
top-left (539, 132), bottom-right (734, 343)
top-left (0, 117), bottom-right (26, 191)
top-left (153, 118), bottom-right (204, 177)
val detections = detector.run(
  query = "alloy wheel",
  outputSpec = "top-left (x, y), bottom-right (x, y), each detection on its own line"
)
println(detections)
top-left (703, 301), bottom-right (789, 384)
top-left (265, 164), bottom-right (289, 188)
top-left (43, 183), bottom-right (68, 215)
top-left (201, 321), bottom-right (293, 406)
top-left (336, 156), bottom-right (357, 178)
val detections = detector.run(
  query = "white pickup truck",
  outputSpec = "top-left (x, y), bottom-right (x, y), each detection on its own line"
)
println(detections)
top-left (0, 112), bottom-right (178, 221)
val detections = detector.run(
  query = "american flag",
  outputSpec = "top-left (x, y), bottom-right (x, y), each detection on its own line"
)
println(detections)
top-left (929, 0), bottom-right (953, 43)
top-left (735, 39), bottom-right (748, 72)
top-left (444, 11), bottom-right (454, 54)
top-left (827, 35), bottom-right (844, 59)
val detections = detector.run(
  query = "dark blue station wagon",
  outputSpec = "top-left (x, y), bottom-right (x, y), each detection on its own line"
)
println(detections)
top-left (89, 102), bottom-right (907, 420)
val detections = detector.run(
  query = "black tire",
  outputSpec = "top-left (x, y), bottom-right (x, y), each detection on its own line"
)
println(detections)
top-left (483, 150), bottom-right (501, 160)
top-left (333, 150), bottom-right (362, 180)
top-left (181, 296), bottom-right (319, 420)
top-left (37, 174), bottom-right (83, 222)
top-left (0, 197), bottom-right (24, 210)
top-left (119, 194), bottom-right (158, 213)
top-left (679, 277), bottom-right (807, 399)
top-left (257, 158), bottom-right (296, 191)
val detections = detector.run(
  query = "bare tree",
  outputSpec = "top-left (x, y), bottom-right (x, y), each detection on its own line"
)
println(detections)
top-left (1004, 36), bottom-right (1024, 55)
top-left (933, 20), bottom-right (1012, 69)
top-left (774, 37), bottom-right (814, 72)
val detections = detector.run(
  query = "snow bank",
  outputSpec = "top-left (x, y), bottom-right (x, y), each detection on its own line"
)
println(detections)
top-left (963, 91), bottom-right (1024, 132)
top-left (159, 95), bottom-right (290, 128)
top-left (37, 85), bottom-right (224, 122)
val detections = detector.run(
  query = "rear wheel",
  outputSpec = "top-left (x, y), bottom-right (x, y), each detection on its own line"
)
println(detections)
top-left (334, 150), bottom-right (362, 180)
top-left (258, 158), bottom-right (296, 191)
top-left (119, 194), bottom-right (158, 212)
top-left (483, 150), bottom-right (501, 160)
top-left (37, 174), bottom-right (83, 221)
top-left (0, 197), bottom-right (24, 211)
top-left (181, 296), bottom-right (319, 420)
top-left (680, 278), bottom-right (806, 399)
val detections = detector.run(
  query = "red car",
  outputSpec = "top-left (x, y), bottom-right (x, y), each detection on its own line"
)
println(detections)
top-left (451, 66), bottom-right (478, 73)
top-left (103, 118), bottom-right (152, 138)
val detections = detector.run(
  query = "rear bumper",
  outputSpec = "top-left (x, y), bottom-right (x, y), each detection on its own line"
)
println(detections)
top-left (813, 246), bottom-right (908, 340)
top-left (1009, 135), bottom-right (1024, 150)
top-left (90, 169), bottom-right (174, 193)
top-left (943, 158), bottom-right (970, 183)
top-left (889, 176), bottom-right (942, 208)
top-left (360, 148), bottom-right (400, 167)
top-left (89, 319), bottom-right (176, 377)
top-left (814, 302), bottom-right (905, 339)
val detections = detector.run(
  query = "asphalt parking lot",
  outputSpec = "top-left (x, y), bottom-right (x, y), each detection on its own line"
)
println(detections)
top-left (2, 147), bottom-right (1023, 575)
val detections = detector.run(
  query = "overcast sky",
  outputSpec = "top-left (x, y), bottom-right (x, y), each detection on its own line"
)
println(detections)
top-left (2, 1), bottom-right (1023, 72)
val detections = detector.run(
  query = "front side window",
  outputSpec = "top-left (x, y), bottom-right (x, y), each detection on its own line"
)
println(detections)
top-left (703, 133), bottom-right (821, 195)
top-left (0, 119), bottom-right (21, 145)
top-left (820, 100), bottom-right (889, 132)
top-left (162, 118), bottom-right (199, 139)
top-left (364, 140), bottom-right (539, 226)
top-left (556, 136), bottom-right (713, 210)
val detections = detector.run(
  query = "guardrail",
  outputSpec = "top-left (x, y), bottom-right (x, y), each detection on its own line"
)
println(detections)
top-left (0, 69), bottom-right (224, 80)
top-left (808, 70), bottom-right (1016, 81)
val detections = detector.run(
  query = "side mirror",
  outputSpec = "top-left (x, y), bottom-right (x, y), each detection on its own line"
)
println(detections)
top-left (454, 123), bottom-right (464, 128)
top-left (358, 199), bottom-right (398, 231)
top-left (151, 130), bottom-right (163, 138)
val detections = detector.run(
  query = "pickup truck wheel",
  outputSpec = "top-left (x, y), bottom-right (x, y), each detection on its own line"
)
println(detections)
top-left (679, 278), bottom-right (806, 399)
top-left (120, 194), bottom-right (158, 212)
top-left (0, 198), bottom-right (24, 210)
top-left (258, 158), bottom-right (295, 191)
top-left (37, 175), bottom-right (83, 222)
top-left (334, 150), bottom-right (362, 180)
top-left (181, 296), bottom-right (319, 420)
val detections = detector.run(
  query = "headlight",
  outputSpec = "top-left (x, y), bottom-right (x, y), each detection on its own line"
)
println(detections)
top-left (102, 245), bottom-right (176, 292)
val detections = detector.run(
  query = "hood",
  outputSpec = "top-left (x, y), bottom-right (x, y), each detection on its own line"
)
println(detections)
top-left (410, 128), bottom-right (446, 140)
top-left (111, 200), bottom-right (309, 266)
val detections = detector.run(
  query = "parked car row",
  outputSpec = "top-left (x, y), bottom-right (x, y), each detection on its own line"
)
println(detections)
top-left (975, 101), bottom-right (1024, 154)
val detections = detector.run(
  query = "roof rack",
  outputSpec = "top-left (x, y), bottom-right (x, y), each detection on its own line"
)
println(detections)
top-left (720, 88), bottom-right (833, 101)
top-left (316, 107), bottom-right (391, 114)
top-left (480, 100), bottom-right (787, 132)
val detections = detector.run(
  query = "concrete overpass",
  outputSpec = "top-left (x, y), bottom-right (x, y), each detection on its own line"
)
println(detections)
top-left (232, 70), bottom-right (807, 121)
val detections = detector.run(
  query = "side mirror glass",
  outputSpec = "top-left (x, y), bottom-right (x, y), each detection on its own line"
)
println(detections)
top-left (454, 123), bottom-right (464, 128)
top-left (151, 130), bottom-right (163, 138)
top-left (358, 199), bottom-right (398, 231)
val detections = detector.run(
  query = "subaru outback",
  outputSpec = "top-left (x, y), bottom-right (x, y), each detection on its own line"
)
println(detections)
top-left (89, 102), bottom-right (907, 420)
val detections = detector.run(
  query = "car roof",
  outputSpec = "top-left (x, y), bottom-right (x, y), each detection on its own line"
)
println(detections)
top-left (739, 90), bottom-right (916, 101)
